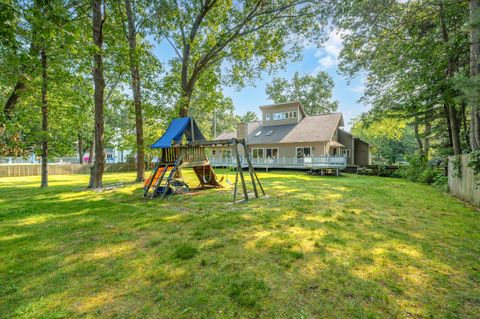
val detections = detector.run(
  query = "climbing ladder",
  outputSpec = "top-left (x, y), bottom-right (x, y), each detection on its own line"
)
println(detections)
top-left (144, 163), bottom-right (173, 198)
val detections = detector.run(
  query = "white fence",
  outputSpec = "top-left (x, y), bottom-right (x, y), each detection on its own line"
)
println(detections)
top-left (210, 156), bottom-right (347, 170)
top-left (448, 154), bottom-right (480, 206)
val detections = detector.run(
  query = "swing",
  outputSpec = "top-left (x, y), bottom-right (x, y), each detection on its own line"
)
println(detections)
top-left (223, 164), bottom-right (233, 185)
top-left (202, 165), bottom-right (212, 184)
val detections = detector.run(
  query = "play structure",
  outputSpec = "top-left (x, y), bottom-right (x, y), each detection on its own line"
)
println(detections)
top-left (143, 117), bottom-right (264, 202)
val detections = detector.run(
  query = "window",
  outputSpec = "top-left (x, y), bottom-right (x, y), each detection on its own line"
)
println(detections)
top-left (212, 150), bottom-right (217, 156)
top-left (266, 114), bottom-right (271, 120)
top-left (252, 148), bottom-right (264, 159)
top-left (255, 131), bottom-right (262, 137)
top-left (265, 148), bottom-right (278, 159)
top-left (221, 150), bottom-right (231, 159)
top-left (344, 149), bottom-right (351, 157)
top-left (252, 148), bottom-right (278, 159)
top-left (265, 129), bottom-right (274, 136)
top-left (270, 111), bottom-right (296, 121)
top-left (296, 147), bottom-right (312, 158)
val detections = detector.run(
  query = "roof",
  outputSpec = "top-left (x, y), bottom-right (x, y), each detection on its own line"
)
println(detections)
top-left (258, 101), bottom-right (306, 118)
top-left (244, 113), bottom-right (343, 144)
top-left (151, 117), bottom-right (205, 149)
top-left (327, 141), bottom-right (345, 147)
top-left (247, 113), bottom-right (344, 144)
top-left (214, 121), bottom-right (262, 141)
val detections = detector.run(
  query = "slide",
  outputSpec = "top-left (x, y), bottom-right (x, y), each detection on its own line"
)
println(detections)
top-left (192, 165), bottom-right (222, 188)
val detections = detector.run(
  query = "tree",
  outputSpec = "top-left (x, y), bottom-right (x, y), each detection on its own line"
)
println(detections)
top-left (238, 111), bottom-right (258, 123)
top-left (89, 0), bottom-right (106, 189)
top-left (469, 0), bottom-right (480, 150)
top-left (123, 0), bottom-right (145, 182)
top-left (155, 0), bottom-right (327, 117)
top-left (266, 71), bottom-right (338, 115)
top-left (351, 115), bottom-right (416, 164)
top-left (333, 0), bottom-right (469, 157)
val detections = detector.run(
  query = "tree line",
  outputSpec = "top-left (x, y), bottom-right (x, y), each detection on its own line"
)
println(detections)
top-left (0, 0), bottom-right (479, 188)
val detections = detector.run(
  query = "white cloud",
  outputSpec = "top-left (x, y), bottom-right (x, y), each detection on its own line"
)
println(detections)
top-left (314, 29), bottom-right (348, 70)
top-left (319, 56), bottom-right (336, 68)
top-left (349, 85), bottom-right (365, 93)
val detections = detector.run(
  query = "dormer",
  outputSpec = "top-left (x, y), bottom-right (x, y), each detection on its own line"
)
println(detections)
top-left (259, 101), bottom-right (307, 126)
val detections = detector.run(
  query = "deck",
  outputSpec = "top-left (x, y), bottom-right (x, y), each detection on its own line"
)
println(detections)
top-left (209, 156), bottom-right (347, 170)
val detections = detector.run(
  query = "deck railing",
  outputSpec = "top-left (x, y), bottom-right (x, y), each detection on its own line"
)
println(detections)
top-left (209, 156), bottom-right (347, 169)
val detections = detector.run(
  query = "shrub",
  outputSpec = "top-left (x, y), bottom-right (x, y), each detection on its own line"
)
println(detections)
top-left (395, 154), bottom-right (428, 182)
top-left (396, 153), bottom-right (445, 185)
top-left (432, 174), bottom-right (448, 193)
top-left (418, 168), bottom-right (438, 184)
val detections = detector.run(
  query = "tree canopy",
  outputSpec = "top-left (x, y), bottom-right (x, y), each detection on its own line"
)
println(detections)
top-left (266, 71), bottom-right (338, 115)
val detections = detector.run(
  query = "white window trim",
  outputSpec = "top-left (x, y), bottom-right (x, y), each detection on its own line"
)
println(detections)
top-left (296, 146), bottom-right (312, 158)
top-left (344, 149), bottom-right (351, 157)
top-left (252, 147), bottom-right (279, 159)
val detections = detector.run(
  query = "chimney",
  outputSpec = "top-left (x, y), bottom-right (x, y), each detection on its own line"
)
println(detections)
top-left (236, 123), bottom-right (248, 142)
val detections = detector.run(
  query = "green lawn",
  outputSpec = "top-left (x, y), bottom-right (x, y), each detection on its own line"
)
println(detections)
top-left (0, 171), bottom-right (479, 318)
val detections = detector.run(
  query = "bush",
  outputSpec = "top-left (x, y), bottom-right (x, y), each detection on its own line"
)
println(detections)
top-left (432, 174), bottom-right (448, 192)
top-left (396, 154), bottom-right (428, 182)
top-left (418, 168), bottom-right (438, 184)
top-left (396, 154), bottom-right (445, 185)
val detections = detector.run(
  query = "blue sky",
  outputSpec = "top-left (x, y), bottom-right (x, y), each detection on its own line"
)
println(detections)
top-left (152, 30), bottom-right (370, 130)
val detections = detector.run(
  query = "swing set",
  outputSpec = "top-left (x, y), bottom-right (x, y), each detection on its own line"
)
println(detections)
top-left (143, 117), bottom-right (265, 203)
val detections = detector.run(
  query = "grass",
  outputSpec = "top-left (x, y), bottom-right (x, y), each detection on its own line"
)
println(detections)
top-left (0, 170), bottom-right (479, 318)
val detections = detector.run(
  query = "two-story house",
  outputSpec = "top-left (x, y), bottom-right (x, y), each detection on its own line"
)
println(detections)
top-left (212, 101), bottom-right (370, 168)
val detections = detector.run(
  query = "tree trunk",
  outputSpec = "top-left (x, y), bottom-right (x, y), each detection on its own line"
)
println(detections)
top-left (424, 109), bottom-right (432, 157)
top-left (470, 0), bottom-right (480, 150)
top-left (178, 88), bottom-right (193, 117)
top-left (78, 133), bottom-right (83, 164)
top-left (413, 115), bottom-right (423, 153)
top-left (88, 135), bottom-right (95, 164)
top-left (125, 0), bottom-right (144, 182)
top-left (439, 3), bottom-right (462, 155)
top-left (40, 48), bottom-right (48, 188)
top-left (447, 103), bottom-right (462, 155)
top-left (88, 0), bottom-right (106, 189)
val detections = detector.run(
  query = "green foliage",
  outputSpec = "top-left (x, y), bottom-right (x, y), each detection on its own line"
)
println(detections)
top-left (173, 243), bottom-right (198, 260)
top-left (351, 115), bottom-right (416, 164)
top-left (468, 151), bottom-right (480, 189)
top-left (396, 154), bottom-right (442, 184)
top-left (266, 71), bottom-right (338, 115)
top-left (451, 155), bottom-right (462, 179)
top-left (333, 0), bottom-right (470, 158)
top-left (432, 174), bottom-right (448, 193)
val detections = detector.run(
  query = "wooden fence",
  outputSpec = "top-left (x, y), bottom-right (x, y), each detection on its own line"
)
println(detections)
top-left (0, 163), bottom-right (136, 178)
top-left (448, 154), bottom-right (480, 206)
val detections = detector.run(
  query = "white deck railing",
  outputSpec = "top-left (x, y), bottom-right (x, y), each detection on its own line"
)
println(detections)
top-left (209, 156), bottom-right (347, 169)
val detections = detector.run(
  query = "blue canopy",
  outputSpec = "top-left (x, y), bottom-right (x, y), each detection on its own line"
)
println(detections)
top-left (151, 117), bottom-right (205, 149)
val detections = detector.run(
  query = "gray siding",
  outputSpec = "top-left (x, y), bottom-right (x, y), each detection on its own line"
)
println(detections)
top-left (338, 129), bottom-right (354, 165)
top-left (354, 139), bottom-right (370, 166)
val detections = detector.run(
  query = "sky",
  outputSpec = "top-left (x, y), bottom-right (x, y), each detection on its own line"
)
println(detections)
top-left (152, 30), bottom-right (370, 130)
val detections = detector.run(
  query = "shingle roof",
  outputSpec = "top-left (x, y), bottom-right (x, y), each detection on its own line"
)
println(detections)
top-left (247, 113), bottom-right (344, 144)
top-left (214, 121), bottom-right (262, 141)
top-left (215, 131), bottom-right (236, 140)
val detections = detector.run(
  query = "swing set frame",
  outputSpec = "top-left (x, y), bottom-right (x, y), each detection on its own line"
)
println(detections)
top-left (172, 138), bottom-right (266, 203)
top-left (153, 138), bottom-right (265, 203)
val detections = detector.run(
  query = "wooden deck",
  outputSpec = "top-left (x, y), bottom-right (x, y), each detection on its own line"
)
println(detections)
top-left (209, 156), bottom-right (347, 170)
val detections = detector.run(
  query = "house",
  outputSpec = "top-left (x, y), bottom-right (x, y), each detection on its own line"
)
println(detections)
top-left (211, 101), bottom-right (370, 169)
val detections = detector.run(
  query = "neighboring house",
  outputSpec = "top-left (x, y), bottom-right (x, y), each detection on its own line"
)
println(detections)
top-left (212, 101), bottom-right (370, 168)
